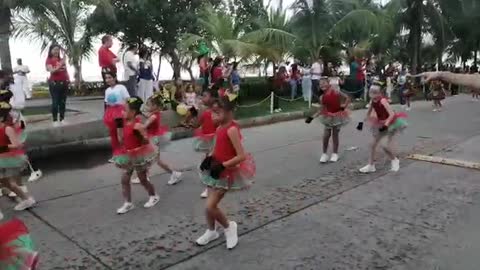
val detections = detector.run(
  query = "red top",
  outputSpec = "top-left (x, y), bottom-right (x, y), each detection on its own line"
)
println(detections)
top-left (372, 98), bottom-right (390, 120)
top-left (199, 58), bottom-right (209, 75)
top-left (356, 62), bottom-right (366, 81)
top-left (98, 46), bottom-right (117, 72)
top-left (211, 67), bottom-right (223, 84)
top-left (321, 89), bottom-right (342, 113)
top-left (146, 111), bottom-right (168, 136)
top-left (45, 57), bottom-right (69, 81)
top-left (199, 109), bottom-right (217, 135)
top-left (0, 126), bottom-right (23, 155)
top-left (274, 73), bottom-right (288, 88)
top-left (213, 121), bottom-right (242, 163)
top-left (123, 116), bottom-right (143, 150)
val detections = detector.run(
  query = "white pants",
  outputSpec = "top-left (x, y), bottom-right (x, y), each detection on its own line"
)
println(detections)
top-left (137, 79), bottom-right (154, 102)
top-left (14, 76), bottom-right (31, 99)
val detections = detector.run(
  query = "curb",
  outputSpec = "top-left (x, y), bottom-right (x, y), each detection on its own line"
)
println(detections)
top-left (27, 110), bottom-right (308, 159)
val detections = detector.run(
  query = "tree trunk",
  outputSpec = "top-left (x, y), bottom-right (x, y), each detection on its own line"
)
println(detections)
top-left (408, 0), bottom-right (422, 74)
top-left (187, 67), bottom-right (194, 82)
top-left (73, 62), bottom-right (82, 90)
top-left (0, 7), bottom-right (12, 71)
top-left (168, 51), bottom-right (181, 80)
top-left (156, 53), bottom-right (162, 81)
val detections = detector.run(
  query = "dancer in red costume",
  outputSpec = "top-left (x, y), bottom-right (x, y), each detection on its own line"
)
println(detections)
top-left (358, 83), bottom-right (407, 173)
top-left (113, 97), bottom-right (159, 214)
top-left (196, 96), bottom-right (255, 250)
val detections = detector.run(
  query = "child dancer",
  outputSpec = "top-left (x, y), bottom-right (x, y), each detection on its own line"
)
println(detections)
top-left (144, 93), bottom-right (183, 185)
top-left (307, 78), bottom-right (350, 163)
top-left (358, 84), bottom-right (407, 173)
top-left (193, 90), bottom-right (218, 198)
top-left (0, 218), bottom-right (39, 270)
top-left (403, 78), bottom-right (416, 111)
top-left (114, 97), bottom-right (159, 214)
top-left (471, 87), bottom-right (479, 101)
top-left (196, 96), bottom-right (255, 250)
top-left (430, 80), bottom-right (446, 112)
top-left (0, 102), bottom-right (36, 211)
top-left (103, 71), bottom-right (130, 163)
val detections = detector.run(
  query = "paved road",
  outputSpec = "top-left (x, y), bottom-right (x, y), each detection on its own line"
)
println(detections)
top-left (2, 95), bottom-right (480, 270)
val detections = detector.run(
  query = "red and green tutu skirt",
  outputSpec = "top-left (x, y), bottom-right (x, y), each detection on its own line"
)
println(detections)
top-left (192, 129), bottom-right (215, 153)
top-left (368, 112), bottom-right (408, 136)
top-left (0, 150), bottom-right (28, 178)
top-left (199, 154), bottom-right (256, 191)
top-left (0, 219), bottom-right (39, 270)
top-left (113, 144), bottom-right (157, 172)
top-left (318, 110), bottom-right (351, 129)
top-left (148, 127), bottom-right (171, 152)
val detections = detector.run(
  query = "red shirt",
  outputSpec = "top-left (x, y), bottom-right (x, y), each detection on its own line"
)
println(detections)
top-left (321, 89), bottom-right (342, 113)
top-left (372, 98), bottom-right (390, 120)
top-left (98, 46), bottom-right (117, 72)
top-left (123, 116), bottom-right (143, 150)
top-left (213, 121), bottom-right (242, 163)
top-left (211, 67), bottom-right (223, 84)
top-left (45, 57), bottom-right (69, 82)
top-left (199, 109), bottom-right (217, 135)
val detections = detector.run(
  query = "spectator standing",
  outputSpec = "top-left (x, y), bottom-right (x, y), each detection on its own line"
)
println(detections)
top-left (13, 58), bottom-right (32, 99)
top-left (273, 66), bottom-right (289, 112)
top-left (137, 48), bottom-right (154, 102)
top-left (45, 44), bottom-right (70, 127)
top-left (122, 44), bottom-right (139, 96)
top-left (98, 35), bottom-right (119, 83)
top-left (230, 62), bottom-right (241, 95)
top-left (301, 65), bottom-right (312, 102)
top-left (289, 63), bottom-right (301, 99)
top-left (311, 58), bottom-right (323, 102)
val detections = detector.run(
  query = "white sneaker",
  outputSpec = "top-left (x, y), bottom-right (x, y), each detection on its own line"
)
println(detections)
top-left (200, 189), bottom-right (208, 199)
top-left (28, 170), bottom-right (43, 182)
top-left (329, 153), bottom-right (339, 162)
top-left (14, 198), bottom-right (36, 211)
top-left (359, 164), bottom-right (376, 173)
top-left (53, 121), bottom-right (60, 127)
top-left (196, 229), bottom-right (220, 246)
top-left (391, 158), bottom-right (400, 172)
top-left (319, 153), bottom-right (329, 163)
top-left (8, 191), bottom-right (17, 198)
top-left (116, 202), bottom-right (134, 214)
top-left (144, 195), bottom-right (160, 208)
top-left (167, 171), bottom-right (183, 185)
top-left (406, 107), bottom-right (411, 111)
top-left (225, 221), bottom-right (239, 249)
top-left (60, 120), bottom-right (68, 126)
top-left (433, 108), bottom-right (438, 112)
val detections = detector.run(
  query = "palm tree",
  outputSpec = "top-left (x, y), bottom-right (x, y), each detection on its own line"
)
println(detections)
top-left (182, 2), bottom-right (295, 64)
top-left (386, 0), bottom-right (450, 72)
top-left (291, 0), bottom-right (381, 63)
top-left (12, 0), bottom-right (111, 88)
top-left (0, 0), bottom-right (47, 70)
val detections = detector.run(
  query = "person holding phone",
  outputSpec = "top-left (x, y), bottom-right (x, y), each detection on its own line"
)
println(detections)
top-left (45, 44), bottom-right (69, 127)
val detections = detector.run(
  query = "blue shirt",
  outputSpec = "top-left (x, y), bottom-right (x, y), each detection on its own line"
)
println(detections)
top-left (231, 71), bottom-right (240, 85)
top-left (138, 59), bottom-right (153, 80)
